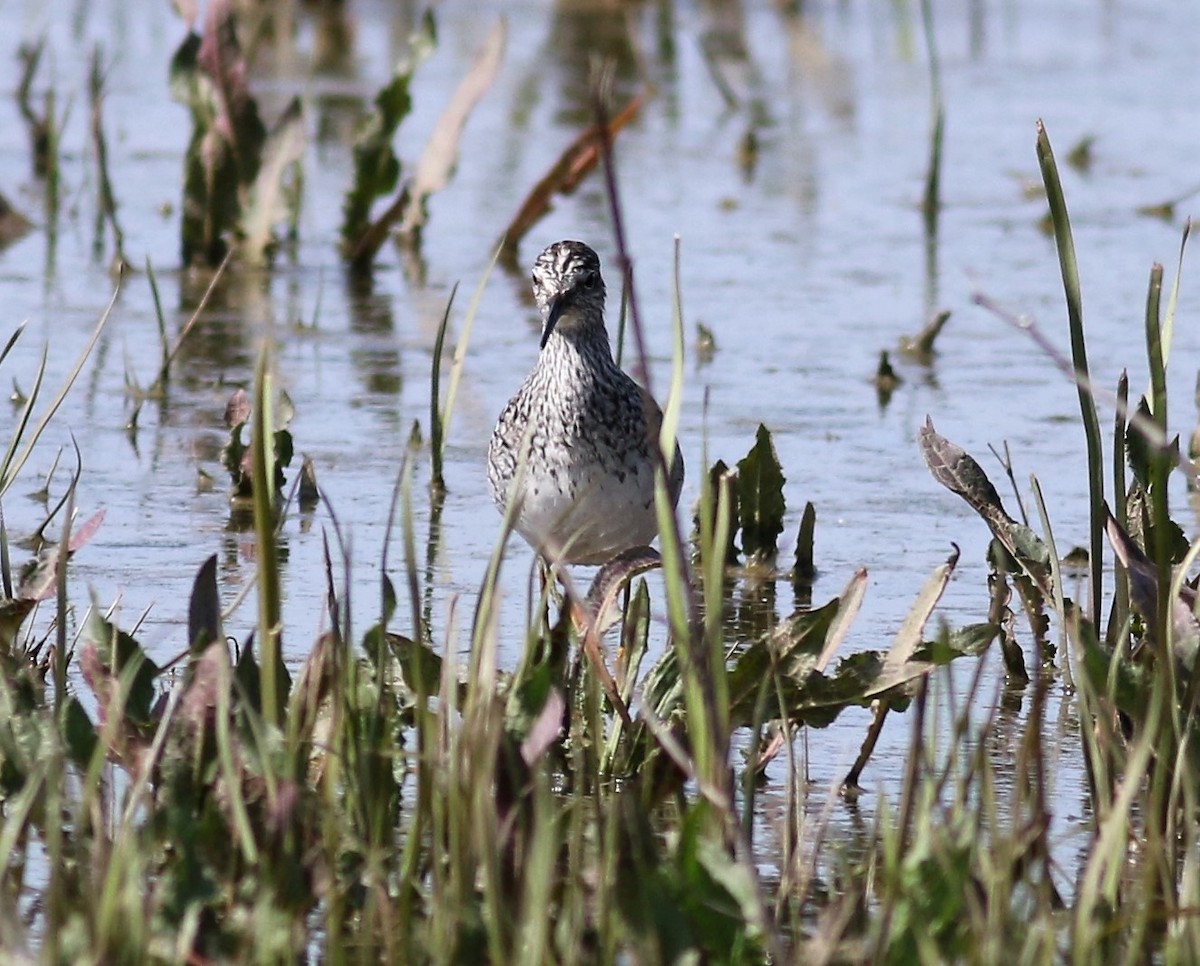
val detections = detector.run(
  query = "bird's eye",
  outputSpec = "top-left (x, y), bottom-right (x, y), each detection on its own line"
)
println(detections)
top-left (581, 271), bottom-right (598, 290)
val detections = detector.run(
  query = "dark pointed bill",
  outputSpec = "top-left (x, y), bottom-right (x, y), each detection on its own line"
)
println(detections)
top-left (540, 292), bottom-right (566, 349)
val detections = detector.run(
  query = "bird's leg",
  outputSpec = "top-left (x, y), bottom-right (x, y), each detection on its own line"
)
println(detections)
top-left (617, 579), bottom-right (633, 683)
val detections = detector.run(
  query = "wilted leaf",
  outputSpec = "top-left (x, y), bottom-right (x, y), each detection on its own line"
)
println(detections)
top-left (398, 18), bottom-right (505, 240)
top-left (736, 424), bottom-right (786, 561)
top-left (816, 567), bottom-right (867, 672)
top-left (879, 547), bottom-right (958, 684)
top-left (579, 546), bottom-right (661, 637)
top-left (289, 631), bottom-right (335, 742)
top-left (919, 418), bottom-right (1054, 596)
top-left (919, 417), bottom-right (1007, 524)
top-left (239, 97), bottom-right (304, 266)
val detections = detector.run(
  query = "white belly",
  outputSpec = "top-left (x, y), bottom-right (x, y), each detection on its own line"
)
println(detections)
top-left (511, 460), bottom-right (660, 565)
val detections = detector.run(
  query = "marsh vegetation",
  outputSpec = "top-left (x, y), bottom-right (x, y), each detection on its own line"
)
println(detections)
top-left (1, 0), bottom-right (1199, 962)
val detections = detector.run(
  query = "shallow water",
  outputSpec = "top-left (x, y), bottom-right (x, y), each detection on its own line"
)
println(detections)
top-left (1, 0), bottom-right (1197, 885)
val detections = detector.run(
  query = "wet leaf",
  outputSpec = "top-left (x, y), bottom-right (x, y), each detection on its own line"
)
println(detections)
top-left (736, 424), bottom-right (786, 561)
top-left (874, 350), bottom-right (902, 394)
top-left (696, 322), bottom-right (717, 362)
top-left (793, 500), bottom-right (817, 584)
top-left (899, 309), bottom-right (951, 361)
top-left (274, 389), bottom-right (295, 429)
top-left (727, 596), bottom-right (840, 722)
top-left (298, 456), bottom-right (320, 510)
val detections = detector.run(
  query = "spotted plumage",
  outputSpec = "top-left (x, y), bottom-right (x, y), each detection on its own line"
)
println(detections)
top-left (488, 240), bottom-right (685, 565)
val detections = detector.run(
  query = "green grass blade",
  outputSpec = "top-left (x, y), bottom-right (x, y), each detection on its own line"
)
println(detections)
top-left (1036, 120), bottom-right (1104, 627)
top-left (1158, 219), bottom-right (1190, 369)
top-left (429, 285), bottom-right (457, 495)
top-left (251, 344), bottom-right (286, 728)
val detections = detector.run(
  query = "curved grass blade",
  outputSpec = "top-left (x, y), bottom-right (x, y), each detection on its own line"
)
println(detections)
top-left (1036, 119), bottom-right (1104, 627)
top-left (1, 284), bottom-right (117, 501)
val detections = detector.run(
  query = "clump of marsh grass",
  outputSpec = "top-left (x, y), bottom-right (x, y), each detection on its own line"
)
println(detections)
top-left (915, 121), bottom-right (1200, 959)
top-left (7, 104), bottom-right (1200, 962)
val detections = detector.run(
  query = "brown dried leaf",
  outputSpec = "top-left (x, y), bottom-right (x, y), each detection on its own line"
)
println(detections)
top-left (500, 92), bottom-right (644, 256)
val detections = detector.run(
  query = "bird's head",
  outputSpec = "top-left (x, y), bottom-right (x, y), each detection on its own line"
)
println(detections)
top-left (532, 240), bottom-right (607, 349)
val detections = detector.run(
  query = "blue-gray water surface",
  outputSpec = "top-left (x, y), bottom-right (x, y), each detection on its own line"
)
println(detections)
top-left (2, 0), bottom-right (1198, 885)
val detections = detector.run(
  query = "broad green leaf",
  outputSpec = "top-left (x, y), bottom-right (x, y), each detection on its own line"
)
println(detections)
top-left (736, 424), bottom-right (786, 560)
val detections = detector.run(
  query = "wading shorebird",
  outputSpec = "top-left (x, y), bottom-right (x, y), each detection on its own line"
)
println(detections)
top-left (488, 240), bottom-right (684, 566)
